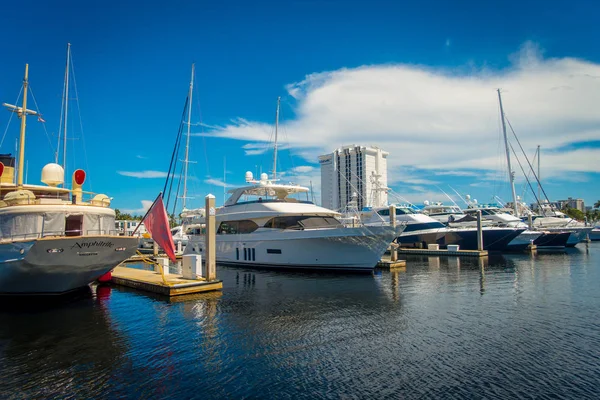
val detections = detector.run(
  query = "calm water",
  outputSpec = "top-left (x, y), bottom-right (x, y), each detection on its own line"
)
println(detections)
top-left (1, 244), bottom-right (600, 399)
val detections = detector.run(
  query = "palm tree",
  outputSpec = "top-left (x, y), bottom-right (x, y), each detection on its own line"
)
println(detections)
top-left (594, 200), bottom-right (600, 209)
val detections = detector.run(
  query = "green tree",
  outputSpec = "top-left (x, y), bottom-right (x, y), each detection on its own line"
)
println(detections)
top-left (562, 206), bottom-right (585, 221)
top-left (594, 200), bottom-right (600, 209)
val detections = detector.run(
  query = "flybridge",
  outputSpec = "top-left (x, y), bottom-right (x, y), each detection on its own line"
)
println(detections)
top-left (223, 171), bottom-right (310, 207)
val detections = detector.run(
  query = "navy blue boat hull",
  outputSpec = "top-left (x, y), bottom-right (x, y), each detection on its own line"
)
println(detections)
top-left (397, 228), bottom-right (525, 251)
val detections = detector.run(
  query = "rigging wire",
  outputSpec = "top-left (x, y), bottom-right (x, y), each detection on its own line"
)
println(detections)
top-left (164, 96), bottom-right (189, 208)
top-left (28, 85), bottom-right (56, 156)
top-left (0, 86), bottom-right (23, 149)
top-left (504, 117), bottom-right (554, 211)
top-left (69, 54), bottom-right (93, 191)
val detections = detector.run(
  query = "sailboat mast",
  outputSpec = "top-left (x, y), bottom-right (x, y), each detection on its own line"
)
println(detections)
top-left (497, 89), bottom-right (520, 217)
top-left (63, 43), bottom-right (70, 176)
top-left (182, 64), bottom-right (194, 210)
top-left (17, 64), bottom-right (29, 187)
top-left (537, 145), bottom-right (541, 202)
top-left (272, 96), bottom-right (280, 180)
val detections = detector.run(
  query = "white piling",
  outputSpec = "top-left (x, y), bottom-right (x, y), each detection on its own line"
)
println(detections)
top-left (177, 241), bottom-right (183, 254)
top-left (477, 210), bottom-right (484, 251)
top-left (153, 241), bottom-right (159, 257)
top-left (205, 194), bottom-right (217, 281)
top-left (156, 257), bottom-right (170, 276)
top-left (389, 205), bottom-right (398, 261)
top-left (528, 213), bottom-right (533, 230)
top-left (182, 254), bottom-right (202, 280)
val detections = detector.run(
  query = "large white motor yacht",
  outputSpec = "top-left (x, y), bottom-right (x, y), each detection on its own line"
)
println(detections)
top-left (183, 172), bottom-right (403, 272)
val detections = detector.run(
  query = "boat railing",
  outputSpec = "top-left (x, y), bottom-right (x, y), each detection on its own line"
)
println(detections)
top-left (3, 229), bottom-right (122, 241)
top-left (1, 190), bottom-right (112, 207)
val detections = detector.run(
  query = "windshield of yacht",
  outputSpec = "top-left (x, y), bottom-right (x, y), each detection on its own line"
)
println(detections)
top-left (264, 216), bottom-right (342, 230)
top-left (377, 207), bottom-right (415, 216)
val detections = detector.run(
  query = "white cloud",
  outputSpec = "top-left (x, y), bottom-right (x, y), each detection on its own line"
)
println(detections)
top-left (204, 178), bottom-right (235, 188)
top-left (117, 170), bottom-right (169, 179)
top-left (206, 42), bottom-right (600, 183)
top-left (292, 165), bottom-right (315, 173)
top-left (121, 199), bottom-right (153, 215)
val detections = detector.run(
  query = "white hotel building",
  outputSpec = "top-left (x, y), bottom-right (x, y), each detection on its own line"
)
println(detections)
top-left (319, 145), bottom-right (389, 211)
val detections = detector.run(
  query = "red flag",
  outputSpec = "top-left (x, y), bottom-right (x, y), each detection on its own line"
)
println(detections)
top-left (143, 194), bottom-right (177, 263)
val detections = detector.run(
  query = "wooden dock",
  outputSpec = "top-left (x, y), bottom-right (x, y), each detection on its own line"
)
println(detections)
top-left (396, 248), bottom-right (488, 257)
top-left (111, 266), bottom-right (222, 296)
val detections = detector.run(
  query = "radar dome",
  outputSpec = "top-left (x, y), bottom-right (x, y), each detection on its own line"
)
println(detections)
top-left (245, 171), bottom-right (253, 182)
top-left (465, 194), bottom-right (471, 200)
top-left (424, 200), bottom-right (430, 206)
top-left (260, 173), bottom-right (268, 182)
top-left (41, 163), bottom-right (64, 187)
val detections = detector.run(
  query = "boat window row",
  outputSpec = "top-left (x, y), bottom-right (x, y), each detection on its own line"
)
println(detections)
top-left (377, 207), bottom-right (415, 216)
top-left (216, 216), bottom-right (343, 234)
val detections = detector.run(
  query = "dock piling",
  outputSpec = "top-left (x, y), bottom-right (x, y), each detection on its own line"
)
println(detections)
top-left (389, 204), bottom-right (398, 261)
top-left (477, 210), bottom-right (484, 251)
top-left (205, 194), bottom-right (217, 281)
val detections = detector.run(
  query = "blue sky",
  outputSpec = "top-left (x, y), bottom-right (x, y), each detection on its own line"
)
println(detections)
top-left (1, 0), bottom-right (599, 214)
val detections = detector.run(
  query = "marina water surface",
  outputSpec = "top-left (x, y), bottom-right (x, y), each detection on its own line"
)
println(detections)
top-left (1, 244), bottom-right (599, 399)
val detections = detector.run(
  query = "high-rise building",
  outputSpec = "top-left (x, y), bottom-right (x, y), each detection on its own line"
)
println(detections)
top-left (557, 197), bottom-right (585, 212)
top-left (319, 145), bottom-right (389, 211)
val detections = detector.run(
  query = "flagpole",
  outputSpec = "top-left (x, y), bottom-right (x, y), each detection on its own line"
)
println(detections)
top-left (131, 192), bottom-right (162, 236)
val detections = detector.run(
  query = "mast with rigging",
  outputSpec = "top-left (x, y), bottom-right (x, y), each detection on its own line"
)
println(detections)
top-left (497, 89), bottom-right (520, 217)
top-left (182, 63), bottom-right (195, 210)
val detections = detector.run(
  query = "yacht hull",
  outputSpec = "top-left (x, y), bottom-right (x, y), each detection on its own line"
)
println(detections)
top-left (533, 231), bottom-right (570, 249)
top-left (185, 226), bottom-right (401, 272)
top-left (0, 236), bottom-right (138, 294)
top-left (396, 227), bottom-right (525, 251)
top-left (541, 227), bottom-right (593, 247)
top-left (506, 230), bottom-right (543, 251)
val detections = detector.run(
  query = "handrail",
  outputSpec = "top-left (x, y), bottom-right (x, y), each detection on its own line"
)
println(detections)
top-left (1, 229), bottom-right (122, 241)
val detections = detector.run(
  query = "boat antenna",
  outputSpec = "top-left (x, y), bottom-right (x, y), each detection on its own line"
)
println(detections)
top-left (272, 96), bottom-right (280, 180)
top-left (497, 89), bottom-right (519, 217)
top-left (435, 185), bottom-right (461, 209)
top-left (448, 185), bottom-right (468, 206)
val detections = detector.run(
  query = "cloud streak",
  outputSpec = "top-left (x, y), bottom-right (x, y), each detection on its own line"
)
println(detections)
top-left (118, 170), bottom-right (169, 179)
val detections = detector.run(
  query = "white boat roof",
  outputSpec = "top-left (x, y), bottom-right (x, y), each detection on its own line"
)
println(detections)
top-left (225, 182), bottom-right (309, 206)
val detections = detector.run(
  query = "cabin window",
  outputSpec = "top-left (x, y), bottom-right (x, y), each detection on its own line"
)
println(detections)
top-left (377, 209), bottom-right (390, 216)
top-left (186, 227), bottom-right (205, 235)
top-left (264, 216), bottom-right (342, 230)
top-left (217, 220), bottom-right (259, 234)
top-left (65, 215), bottom-right (83, 237)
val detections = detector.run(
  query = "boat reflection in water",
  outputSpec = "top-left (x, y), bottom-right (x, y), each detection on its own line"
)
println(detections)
top-left (0, 288), bottom-right (128, 398)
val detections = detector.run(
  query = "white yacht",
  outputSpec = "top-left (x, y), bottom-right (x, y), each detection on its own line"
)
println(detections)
top-left (360, 205), bottom-right (525, 251)
top-left (527, 204), bottom-right (592, 247)
top-left (183, 172), bottom-right (403, 272)
top-left (421, 201), bottom-right (465, 224)
top-left (0, 65), bottom-right (138, 294)
top-left (461, 205), bottom-right (542, 250)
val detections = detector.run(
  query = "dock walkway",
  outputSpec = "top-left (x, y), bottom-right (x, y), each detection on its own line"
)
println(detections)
top-left (111, 266), bottom-right (222, 296)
